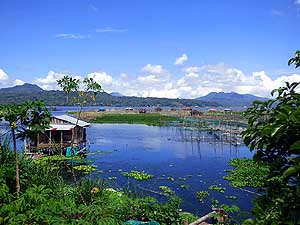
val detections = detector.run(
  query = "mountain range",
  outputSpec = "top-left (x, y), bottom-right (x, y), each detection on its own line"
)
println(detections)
top-left (109, 92), bottom-right (124, 97)
top-left (196, 92), bottom-right (268, 107)
top-left (0, 83), bottom-right (267, 107)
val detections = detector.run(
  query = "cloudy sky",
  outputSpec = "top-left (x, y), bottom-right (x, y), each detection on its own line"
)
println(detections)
top-left (0, 0), bottom-right (300, 98)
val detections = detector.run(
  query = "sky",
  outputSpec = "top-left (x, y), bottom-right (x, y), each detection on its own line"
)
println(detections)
top-left (0, 0), bottom-right (300, 98)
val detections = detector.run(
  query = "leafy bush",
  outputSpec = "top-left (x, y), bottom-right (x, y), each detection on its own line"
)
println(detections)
top-left (242, 81), bottom-right (300, 224)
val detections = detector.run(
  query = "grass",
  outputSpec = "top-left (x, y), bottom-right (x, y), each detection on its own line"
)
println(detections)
top-left (90, 113), bottom-right (179, 126)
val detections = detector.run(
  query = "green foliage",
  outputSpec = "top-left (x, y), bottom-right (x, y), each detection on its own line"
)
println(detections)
top-left (91, 113), bottom-right (179, 126)
top-left (224, 158), bottom-right (270, 187)
top-left (196, 191), bottom-right (210, 203)
top-left (159, 186), bottom-right (175, 195)
top-left (74, 165), bottom-right (97, 174)
top-left (180, 184), bottom-right (189, 189)
top-left (57, 75), bottom-right (102, 106)
top-left (179, 212), bottom-right (198, 224)
top-left (288, 50), bottom-right (300, 68)
top-left (167, 176), bottom-right (175, 181)
top-left (125, 196), bottom-right (182, 225)
top-left (57, 75), bottom-right (80, 94)
top-left (0, 100), bottom-right (51, 141)
top-left (208, 184), bottom-right (226, 193)
top-left (0, 100), bottom-right (50, 196)
top-left (122, 170), bottom-right (154, 181)
top-left (242, 81), bottom-right (300, 224)
top-left (0, 145), bottom-right (186, 224)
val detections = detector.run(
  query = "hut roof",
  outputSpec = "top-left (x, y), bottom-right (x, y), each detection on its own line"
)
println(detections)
top-left (53, 115), bottom-right (90, 127)
top-left (46, 124), bottom-right (75, 131)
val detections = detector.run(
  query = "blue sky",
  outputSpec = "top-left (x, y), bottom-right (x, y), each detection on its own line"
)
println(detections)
top-left (0, 0), bottom-right (300, 98)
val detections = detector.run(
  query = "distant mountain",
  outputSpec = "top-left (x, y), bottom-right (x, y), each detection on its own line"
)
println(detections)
top-left (0, 83), bottom-right (43, 93)
top-left (110, 92), bottom-right (124, 97)
top-left (0, 83), bottom-right (219, 107)
top-left (196, 92), bottom-right (268, 107)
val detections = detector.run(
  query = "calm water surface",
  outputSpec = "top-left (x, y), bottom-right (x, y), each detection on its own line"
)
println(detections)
top-left (86, 124), bottom-right (254, 218)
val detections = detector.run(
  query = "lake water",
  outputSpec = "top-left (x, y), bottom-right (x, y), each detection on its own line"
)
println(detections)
top-left (85, 123), bottom-right (255, 219)
top-left (0, 115), bottom-right (255, 220)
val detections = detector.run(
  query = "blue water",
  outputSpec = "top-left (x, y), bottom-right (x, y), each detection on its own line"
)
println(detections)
top-left (0, 119), bottom-right (255, 219)
top-left (85, 124), bottom-right (255, 218)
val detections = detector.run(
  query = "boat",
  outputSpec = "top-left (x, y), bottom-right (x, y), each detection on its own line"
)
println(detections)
top-left (25, 114), bottom-right (90, 156)
top-left (98, 106), bottom-right (106, 112)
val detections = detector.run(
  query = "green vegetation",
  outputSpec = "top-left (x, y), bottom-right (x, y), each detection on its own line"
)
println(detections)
top-left (74, 165), bottom-right (97, 174)
top-left (0, 83), bottom-right (219, 107)
top-left (196, 191), bottom-right (210, 203)
top-left (167, 177), bottom-right (175, 181)
top-left (241, 81), bottom-right (300, 224)
top-left (180, 184), bottom-right (189, 189)
top-left (90, 113), bottom-right (179, 126)
top-left (0, 100), bottom-right (51, 197)
top-left (121, 170), bottom-right (154, 181)
top-left (224, 158), bottom-right (270, 188)
top-left (0, 142), bottom-right (187, 224)
top-left (159, 186), bottom-right (175, 195)
top-left (208, 185), bottom-right (226, 193)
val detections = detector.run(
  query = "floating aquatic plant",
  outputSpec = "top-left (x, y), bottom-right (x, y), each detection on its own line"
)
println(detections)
top-left (180, 184), bottom-right (189, 189)
top-left (226, 195), bottom-right (237, 200)
top-left (159, 186), bottom-right (174, 195)
top-left (197, 191), bottom-right (210, 203)
top-left (74, 165), bottom-right (97, 174)
top-left (167, 177), bottom-right (175, 181)
top-left (208, 185), bottom-right (226, 193)
top-left (121, 170), bottom-right (154, 181)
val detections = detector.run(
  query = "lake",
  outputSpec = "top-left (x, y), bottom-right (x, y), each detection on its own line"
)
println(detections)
top-left (85, 123), bottom-right (255, 219)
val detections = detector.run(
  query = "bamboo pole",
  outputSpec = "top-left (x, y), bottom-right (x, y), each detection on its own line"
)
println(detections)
top-left (189, 212), bottom-right (214, 225)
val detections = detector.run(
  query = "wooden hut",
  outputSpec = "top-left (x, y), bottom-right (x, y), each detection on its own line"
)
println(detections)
top-left (28, 115), bottom-right (90, 153)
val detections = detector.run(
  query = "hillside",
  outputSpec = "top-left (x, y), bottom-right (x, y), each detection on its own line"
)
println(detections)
top-left (0, 83), bottom-right (218, 107)
top-left (196, 92), bottom-right (268, 107)
top-left (0, 83), bottom-right (43, 93)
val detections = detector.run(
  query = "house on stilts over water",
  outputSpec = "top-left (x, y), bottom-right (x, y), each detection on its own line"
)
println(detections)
top-left (26, 115), bottom-right (90, 156)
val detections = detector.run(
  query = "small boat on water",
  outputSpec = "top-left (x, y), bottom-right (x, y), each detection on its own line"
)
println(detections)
top-left (25, 114), bottom-right (90, 156)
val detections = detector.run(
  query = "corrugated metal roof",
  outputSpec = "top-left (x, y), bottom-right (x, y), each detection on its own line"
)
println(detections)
top-left (53, 115), bottom-right (90, 127)
top-left (46, 124), bottom-right (75, 131)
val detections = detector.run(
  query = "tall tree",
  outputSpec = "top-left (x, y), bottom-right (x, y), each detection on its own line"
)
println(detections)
top-left (0, 100), bottom-right (50, 197)
top-left (56, 75), bottom-right (101, 205)
top-left (242, 52), bottom-right (300, 224)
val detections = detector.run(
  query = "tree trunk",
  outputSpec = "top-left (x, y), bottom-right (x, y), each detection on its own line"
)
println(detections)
top-left (12, 128), bottom-right (20, 197)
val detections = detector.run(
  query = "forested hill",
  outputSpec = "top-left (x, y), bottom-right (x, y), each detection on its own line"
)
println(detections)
top-left (196, 92), bottom-right (268, 107)
top-left (0, 83), bottom-right (218, 107)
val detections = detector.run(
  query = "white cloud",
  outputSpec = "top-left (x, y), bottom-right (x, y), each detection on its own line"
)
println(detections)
top-left (95, 28), bottom-right (128, 33)
top-left (87, 71), bottom-right (113, 90)
top-left (29, 61), bottom-right (300, 99)
top-left (34, 71), bottom-right (70, 90)
top-left (14, 79), bottom-right (25, 86)
top-left (90, 64), bottom-right (300, 99)
top-left (295, 0), bottom-right (300, 5)
top-left (174, 54), bottom-right (188, 65)
top-left (0, 69), bottom-right (9, 81)
top-left (55, 33), bottom-right (90, 39)
top-left (142, 64), bottom-right (167, 75)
